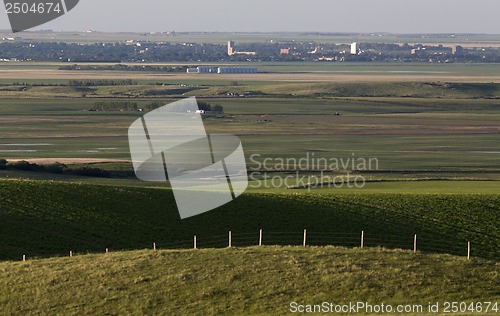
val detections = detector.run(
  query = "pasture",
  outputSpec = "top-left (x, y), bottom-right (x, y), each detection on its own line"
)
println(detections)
top-left (2, 62), bottom-right (500, 83)
top-left (0, 247), bottom-right (498, 315)
top-left (0, 179), bottom-right (498, 261)
top-left (0, 83), bottom-right (500, 180)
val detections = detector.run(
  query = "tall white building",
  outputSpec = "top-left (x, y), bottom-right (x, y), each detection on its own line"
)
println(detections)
top-left (350, 42), bottom-right (359, 55)
top-left (228, 41), bottom-right (235, 56)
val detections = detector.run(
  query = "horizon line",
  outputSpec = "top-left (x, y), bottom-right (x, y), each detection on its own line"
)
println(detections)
top-left (1, 30), bottom-right (500, 36)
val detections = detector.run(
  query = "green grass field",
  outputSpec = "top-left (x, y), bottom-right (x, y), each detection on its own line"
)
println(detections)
top-left (0, 247), bottom-right (498, 315)
top-left (0, 179), bottom-right (498, 261)
top-left (1, 87), bottom-right (499, 179)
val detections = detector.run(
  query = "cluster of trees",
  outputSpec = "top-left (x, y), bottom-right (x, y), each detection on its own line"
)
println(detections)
top-left (90, 101), bottom-right (141, 112)
top-left (2, 40), bottom-right (500, 63)
top-left (143, 101), bottom-right (165, 111)
top-left (0, 41), bottom-right (226, 62)
top-left (90, 101), bottom-right (223, 113)
top-left (68, 79), bottom-right (136, 86)
top-left (71, 166), bottom-right (111, 177)
top-left (0, 159), bottom-right (110, 177)
top-left (197, 101), bottom-right (224, 113)
top-left (4, 82), bottom-right (61, 87)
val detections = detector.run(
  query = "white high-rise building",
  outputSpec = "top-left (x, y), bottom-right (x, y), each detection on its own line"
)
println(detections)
top-left (228, 41), bottom-right (235, 56)
top-left (350, 42), bottom-right (359, 55)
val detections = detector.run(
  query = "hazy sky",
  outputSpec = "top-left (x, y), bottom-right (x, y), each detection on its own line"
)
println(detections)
top-left (1, 0), bottom-right (499, 33)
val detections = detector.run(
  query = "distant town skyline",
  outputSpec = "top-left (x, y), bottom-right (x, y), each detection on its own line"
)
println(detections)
top-left (1, 0), bottom-right (500, 34)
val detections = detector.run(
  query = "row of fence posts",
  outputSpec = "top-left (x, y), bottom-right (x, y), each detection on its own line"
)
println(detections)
top-left (21, 229), bottom-right (472, 261)
top-left (154, 230), bottom-right (472, 260)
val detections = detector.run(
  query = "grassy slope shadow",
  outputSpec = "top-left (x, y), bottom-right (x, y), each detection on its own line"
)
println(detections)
top-left (0, 180), bottom-right (498, 260)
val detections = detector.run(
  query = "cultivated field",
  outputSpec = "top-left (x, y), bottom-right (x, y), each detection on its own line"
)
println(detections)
top-left (2, 62), bottom-right (500, 83)
top-left (1, 77), bottom-right (500, 181)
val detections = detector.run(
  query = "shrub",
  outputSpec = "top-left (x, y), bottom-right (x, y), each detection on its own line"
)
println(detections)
top-left (212, 104), bottom-right (224, 113)
top-left (71, 167), bottom-right (110, 178)
top-left (197, 101), bottom-right (224, 113)
top-left (45, 163), bottom-right (67, 174)
top-left (8, 161), bottom-right (45, 172)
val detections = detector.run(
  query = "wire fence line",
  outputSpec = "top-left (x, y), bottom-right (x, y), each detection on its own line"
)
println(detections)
top-left (20, 229), bottom-right (498, 262)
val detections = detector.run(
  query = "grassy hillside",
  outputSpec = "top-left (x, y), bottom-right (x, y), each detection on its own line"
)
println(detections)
top-left (0, 247), bottom-right (498, 315)
top-left (0, 179), bottom-right (498, 261)
top-left (221, 82), bottom-right (500, 99)
top-left (6, 82), bottom-right (500, 99)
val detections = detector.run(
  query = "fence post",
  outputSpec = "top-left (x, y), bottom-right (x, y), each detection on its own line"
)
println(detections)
top-left (303, 229), bottom-right (307, 247)
top-left (467, 241), bottom-right (471, 260)
top-left (106, 248), bottom-right (109, 253)
top-left (259, 228), bottom-right (263, 246)
top-left (69, 251), bottom-right (73, 257)
top-left (153, 242), bottom-right (156, 251)
top-left (23, 255), bottom-right (26, 262)
top-left (413, 234), bottom-right (417, 253)
top-left (361, 231), bottom-right (364, 248)
top-left (194, 235), bottom-right (197, 249)
top-left (228, 231), bottom-right (232, 248)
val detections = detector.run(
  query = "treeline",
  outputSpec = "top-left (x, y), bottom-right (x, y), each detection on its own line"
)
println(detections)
top-left (0, 159), bottom-right (110, 177)
top-left (59, 64), bottom-right (188, 72)
top-left (0, 41), bottom-right (227, 62)
top-left (91, 101), bottom-right (144, 112)
top-left (90, 101), bottom-right (224, 113)
top-left (2, 40), bottom-right (500, 63)
top-left (68, 79), bottom-right (136, 87)
top-left (2, 81), bottom-right (184, 87)
top-left (198, 101), bottom-right (224, 113)
top-left (3, 82), bottom-right (61, 87)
